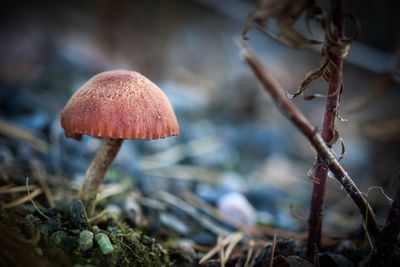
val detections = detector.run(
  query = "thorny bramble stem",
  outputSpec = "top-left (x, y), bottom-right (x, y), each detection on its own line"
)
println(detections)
top-left (307, 0), bottom-right (345, 255)
top-left (240, 44), bottom-right (380, 243)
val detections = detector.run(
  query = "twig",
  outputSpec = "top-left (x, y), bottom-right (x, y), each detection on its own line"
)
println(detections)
top-left (30, 159), bottom-right (55, 208)
top-left (239, 43), bottom-right (380, 241)
top-left (223, 232), bottom-right (243, 264)
top-left (0, 184), bottom-right (38, 194)
top-left (218, 237), bottom-right (225, 267)
top-left (243, 240), bottom-right (255, 267)
top-left (2, 188), bottom-right (42, 209)
top-left (6, 172), bottom-right (73, 191)
top-left (308, 0), bottom-right (346, 255)
top-left (198, 232), bottom-right (243, 265)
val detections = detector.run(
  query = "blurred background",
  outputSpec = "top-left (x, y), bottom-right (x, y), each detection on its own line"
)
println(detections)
top-left (0, 0), bottom-right (399, 243)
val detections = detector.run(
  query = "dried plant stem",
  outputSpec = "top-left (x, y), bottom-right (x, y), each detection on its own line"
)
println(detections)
top-left (307, 0), bottom-right (345, 255)
top-left (30, 159), bottom-right (55, 208)
top-left (243, 240), bottom-right (255, 267)
top-left (240, 44), bottom-right (380, 243)
top-left (269, 232), bottom-right (277, 267)
top-left (2, 188), bottom-right (43, 209)
top-left (78, 138), bottom-right (123, 217)
top-left (26, 177), bottom-right (50, 220)
top-left (198, 232), bottom-right (243, 265)
top-left (218, 236), bottom-right (225, 267)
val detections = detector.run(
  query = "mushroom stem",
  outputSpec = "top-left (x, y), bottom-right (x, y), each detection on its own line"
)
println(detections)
top-left (78, 138), bottom-right (123, 216)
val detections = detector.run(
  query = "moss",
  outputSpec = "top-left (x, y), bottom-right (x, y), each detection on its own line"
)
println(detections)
top-left (0, 205), bottom-right (181, 267)
top-left (0, 207), bottom-right (71, 267)
top-left (79, 230), bottom-right (94, 251)
top-left (108, 229), bottom-right (170, 267)
top-left (69, 219), bottom-right (171, 267)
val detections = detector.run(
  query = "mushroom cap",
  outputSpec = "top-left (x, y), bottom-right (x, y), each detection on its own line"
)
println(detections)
top-left (61, 70), bottom-right (179, 140)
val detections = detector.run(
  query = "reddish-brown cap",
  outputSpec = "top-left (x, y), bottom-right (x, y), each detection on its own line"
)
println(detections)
top-left (61, 70), bottom-right (179, 140)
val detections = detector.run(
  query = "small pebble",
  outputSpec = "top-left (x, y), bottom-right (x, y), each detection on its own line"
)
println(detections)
top-left (79, 230), bottom-right (94, 251)
top-left (51, 230), bottom-right (67, 245)
top-left (95, 233), bottom-right (113, 255)
top-left (50, 230), bottom-right (78, 252)
top-left (217, 192), bottom-right (256, 226)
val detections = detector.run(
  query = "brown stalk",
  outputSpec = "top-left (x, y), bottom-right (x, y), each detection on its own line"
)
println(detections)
top-left (307, 0), bottom-right (345, 255)
top-left (239, 43), bottom-right (380, 244)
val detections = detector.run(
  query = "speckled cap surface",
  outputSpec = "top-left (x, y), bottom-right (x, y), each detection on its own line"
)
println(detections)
top-left (61, 70), bottom-right (179, 140)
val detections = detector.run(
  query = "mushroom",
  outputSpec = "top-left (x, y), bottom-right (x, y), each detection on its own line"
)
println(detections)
top-left (61, 70), bottom-right (179, 216)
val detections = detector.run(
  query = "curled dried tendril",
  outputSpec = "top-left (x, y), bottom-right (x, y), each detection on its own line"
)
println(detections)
top-left (289, 12), bottom-right (361, 100)
top-left (325, 14), bottom-right (361, 60)
top-left (307, 162), bottom-right (322, 184)
top-left (287, 57), bottom-right (329, 99)
top-left (322, 67), bottom-right (330, 81)
top-left (307, 128), bottom-right (346, 173)
top-left (243, 0), bottom-right (322, 49)
top-left (326, 131), bottom-right (347, 161)
top-left (289, 67), bottom-right (343, 101)
top-left (327, 129), bottom-right (339, 146)
top-left (335, 84), bottom-right (349, 122)
top-left (337, 137), bottom-right (346, 161)
top-left (337, 113), bottom-right (348, 122)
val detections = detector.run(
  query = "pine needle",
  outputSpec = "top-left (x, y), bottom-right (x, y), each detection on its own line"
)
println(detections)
top-left (26, 177), bottom-right (50, 220)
